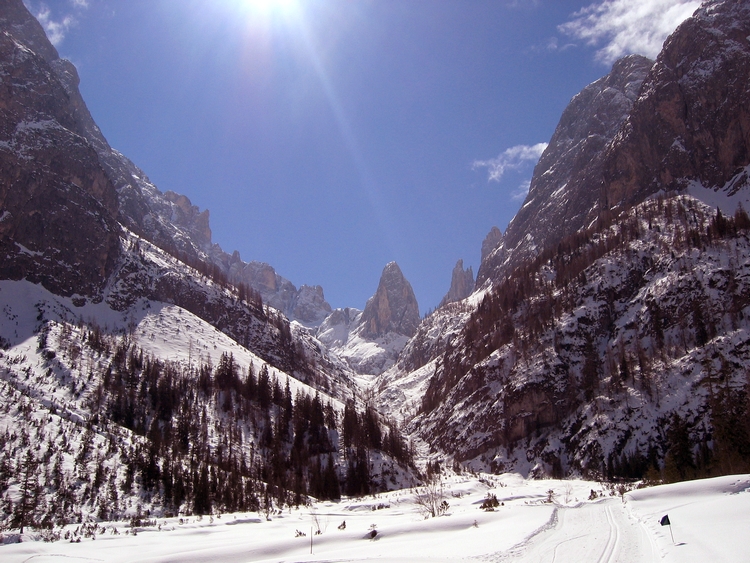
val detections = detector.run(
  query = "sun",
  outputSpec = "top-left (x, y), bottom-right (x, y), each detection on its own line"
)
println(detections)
top-left (236, 0), bottom-right (300, 19)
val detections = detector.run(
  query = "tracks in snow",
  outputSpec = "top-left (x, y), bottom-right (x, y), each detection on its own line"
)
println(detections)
top-left (489, 499), bottom-right (656, 563)
top-left (596, 504), bottom-right (620, 563)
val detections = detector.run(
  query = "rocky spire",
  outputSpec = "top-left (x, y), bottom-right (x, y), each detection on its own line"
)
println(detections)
top-left (481, 227), bottom-right (503, 263)
top-left (439, 260), bottom-right (475, 308)
top-left (359, 262), bottom-right (420, 339)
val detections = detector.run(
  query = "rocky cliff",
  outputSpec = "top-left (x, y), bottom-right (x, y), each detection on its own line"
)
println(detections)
top-left (602, 0), bottom-right (750, 210)
top-left (439, 259), bottom-right (475, 308)
top-left (359, 262), bottom-right (420, 339)
top-left (0, 0), bottom-right (121, 297)
top-left (316, 262), bottom-right (420, 375)
top-left (478, 54), bottom-right (653, 286)
top-left (227, 259), bottom-right (332, 325)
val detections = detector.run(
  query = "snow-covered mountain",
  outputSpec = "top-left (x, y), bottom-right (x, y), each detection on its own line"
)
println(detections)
top-left (316, 262), bottom-right (420, 376)
top-left (384, 0), bottom-right (750, 478)
top-left (0, 0), bottom-right (420, 531)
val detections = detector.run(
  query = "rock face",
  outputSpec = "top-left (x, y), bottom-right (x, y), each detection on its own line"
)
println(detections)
top-left (478, 55), bottom-right (653, 286)
top-left (0, 0), bottom-right (121, 297)
top-left (315, 262), bottom-right (420, 375)
top-left (439, 259), bottom-right (474, 308)
top-left (228, 260), bottom-right (332, 325)
top-left (479, 1), bottom-right (750, 290)
top-left (602, 0), bottom-right (750, 209)
top-left (480, 226), bottom-right (503, 263)
top-left (359, 262), bottom-right (420, 339)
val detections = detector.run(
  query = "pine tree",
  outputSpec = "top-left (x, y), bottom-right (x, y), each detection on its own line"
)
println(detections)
top-left (14, 451), bottom-right (38, 533)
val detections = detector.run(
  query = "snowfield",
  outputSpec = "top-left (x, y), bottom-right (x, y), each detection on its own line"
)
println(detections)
top-left (2, 474), bottom-right (747, 562)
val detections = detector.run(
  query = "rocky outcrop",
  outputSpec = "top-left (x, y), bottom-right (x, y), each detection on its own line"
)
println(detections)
top-left (478, 55), bottom-right (653, 286)
top-left (481, 226), bottom-right (503, 263)
top-left (0, 0), bottom-right (121, 297)
top-left (439, 260), bottom-right (474, 308)
top-left (359, 262), bottom-right (420, 339)
top-left (228, 259), bottom-right (332, 325)
top-left (293, 284), bottom-right (333, 325)
top-left (314, 263), bottom-right (420, 375)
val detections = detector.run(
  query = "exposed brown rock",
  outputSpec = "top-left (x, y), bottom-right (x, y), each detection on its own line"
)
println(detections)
top-left (439, 259), bottom-right (474, 308)
top-left (0, 0), bottom-right (121, 297)
top-left (602, 0), bottom-right (750, 209)
top-left (360, 262), bottom-right (420, 339)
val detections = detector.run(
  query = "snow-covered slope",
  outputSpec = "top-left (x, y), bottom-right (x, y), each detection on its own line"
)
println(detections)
top-left (0, 263), bottom-right (415, 530)
top-left (412, 195), bottom-right (750, 477)
top-left (1, 473), bottom-right (747, 562)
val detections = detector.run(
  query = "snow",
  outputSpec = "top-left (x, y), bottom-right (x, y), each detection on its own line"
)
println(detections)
top-left (0, 278), bottom-right (345, 410)
top-left (1, 474), bottom-right (746, 562)
top-left (687, 172), bottom-right (750, 214)
top-left (625, 475), bottom-right (750, 563)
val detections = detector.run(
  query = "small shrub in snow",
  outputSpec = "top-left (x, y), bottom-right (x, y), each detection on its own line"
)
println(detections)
top-left (480, 493), bottom-right (500, 511)
top-left (545, 489), bottom-right (556, 504)
top-left (414, 476), bottom-right (450, 518)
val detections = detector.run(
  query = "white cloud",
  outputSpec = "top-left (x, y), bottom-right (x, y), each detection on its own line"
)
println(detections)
top-left (511, 180), bottom-right (531, 201)
top-left (25, 0), bottom-right (89, 47)
top-left (473, 143), bottom-right (548, 183)
top-left (35, 6), bottom-right (74, 46)
top-left (559, 0), bottom-right (701, 65)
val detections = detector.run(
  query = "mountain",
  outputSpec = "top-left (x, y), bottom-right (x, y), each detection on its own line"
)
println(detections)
top-left (316, 262), bottom-right (420, 375)
top-left (477, 54), bottom-right (654, 287)
top-left (227, 258), bottom-right (332, 326)
top-left (439, 259), bottom-right (475, 308)
top-left (602, 0), bottom-right (750, 211)
top-left (0, 3), bottom-right (331, 327)
top-left (4, 0), bottom-right (750, 539)
top-left (0, 0), bottom-right (121, 298)
top-left (360, 262), bottom-right (420, 339)
top-left (401, 0), bottom-right (750, 478)
top-left (0, 0), bottom-right (418, 531)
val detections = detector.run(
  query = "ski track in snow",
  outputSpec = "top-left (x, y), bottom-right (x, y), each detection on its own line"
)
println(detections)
top-left (487, 499), bottom-right (656, 563)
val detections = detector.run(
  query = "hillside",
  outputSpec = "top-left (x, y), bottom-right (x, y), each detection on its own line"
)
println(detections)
top-left (386, 0), bottom-right (750, 479)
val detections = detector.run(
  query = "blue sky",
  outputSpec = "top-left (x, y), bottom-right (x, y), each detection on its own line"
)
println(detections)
top-left (25, 0), bottom-right (701, 313)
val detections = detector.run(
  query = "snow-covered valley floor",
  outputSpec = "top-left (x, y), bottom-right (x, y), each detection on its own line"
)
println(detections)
top-left (2, 474), bottom-right (748, 563)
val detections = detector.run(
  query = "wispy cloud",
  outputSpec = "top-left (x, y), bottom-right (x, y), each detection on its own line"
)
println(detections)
top-left (35, 6), bottom-right (74, 46)
top-left (473, 143), bottom-right (548, 183)
top-left (559, 0), bottom-right (701, 65)
top-left (25, 0), bottom-right (90, 47)
top-left (511, 180), bottom-right (531, 201)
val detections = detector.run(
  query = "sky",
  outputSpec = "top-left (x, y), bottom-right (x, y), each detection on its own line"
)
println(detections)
top-left (23, 0), bottom-right (701, 314)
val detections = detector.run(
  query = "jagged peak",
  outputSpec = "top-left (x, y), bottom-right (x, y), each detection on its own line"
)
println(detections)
top-left (359, 261), bottom-right (420, 339)
top-left (439, 259), bottom-right (475, 309)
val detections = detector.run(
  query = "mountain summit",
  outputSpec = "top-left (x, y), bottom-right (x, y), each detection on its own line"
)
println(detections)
top-left (360, 262), bottom-right (420, 339)
top-left (478, 54), bottom-right (654, 286)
